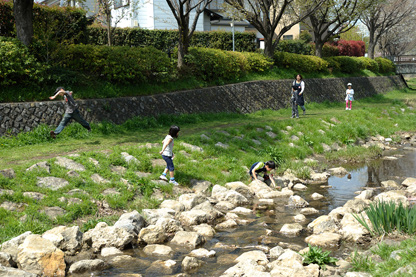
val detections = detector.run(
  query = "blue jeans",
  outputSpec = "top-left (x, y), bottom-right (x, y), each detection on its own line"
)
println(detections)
top-left (54, 109), bottom-right (90, 134)
top-left (162, 155), bottom-right (174, 171)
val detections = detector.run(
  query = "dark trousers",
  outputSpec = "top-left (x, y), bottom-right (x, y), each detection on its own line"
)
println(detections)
top-left (54, 109), bottom-right (90, 134)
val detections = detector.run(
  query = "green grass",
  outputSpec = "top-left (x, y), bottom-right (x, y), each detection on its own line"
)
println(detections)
top-left (0, 84), bottom-right (416, 243)
top-left (350, 237), bottom-right (416, 276)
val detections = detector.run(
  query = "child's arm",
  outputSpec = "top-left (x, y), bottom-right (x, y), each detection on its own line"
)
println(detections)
top-left (49, 91), bottom-right (63, 100)
top-left (159, 138), bottom-right (173, 155)
top-left (299, 81), bottom-right (305, 95)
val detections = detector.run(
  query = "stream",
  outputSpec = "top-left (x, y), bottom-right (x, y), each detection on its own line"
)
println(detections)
top-left (99, 146), bottom-right (416, 276)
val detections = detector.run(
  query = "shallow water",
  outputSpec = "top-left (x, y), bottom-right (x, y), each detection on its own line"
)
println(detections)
top-left (98, 147), bottom-right (416, 276)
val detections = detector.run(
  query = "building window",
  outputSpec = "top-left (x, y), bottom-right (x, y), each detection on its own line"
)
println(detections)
top-left (283, 35), bottom-right (293, 40)
top-left (114, 0), bottom-right (129, 9)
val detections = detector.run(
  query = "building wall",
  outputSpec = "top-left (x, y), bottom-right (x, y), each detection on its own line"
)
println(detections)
top-left (0, 76), bottom-right (406, 136)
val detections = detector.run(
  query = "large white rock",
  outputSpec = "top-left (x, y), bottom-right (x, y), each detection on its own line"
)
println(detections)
top-left (339, 213), bottom-right (370, 242)
top-left (355, 190), bottom-right (374, 200)
top-left (307, 215), bottom-right (339, 234)
top-left (269, 246), bottom-right (285, 259)
top-left (170, 231), bottom-right (205, 249)
top-left (100, 247), bottom-right (123, 257)
top-left (16, 235), bottom-right (66, 277)
top-left (179, 210), bottom-right (210, 226)
top-left (343, 199), bottom-right (372, 213)
top-left (381, 180), bottom-right (400, 189)
top-left (68, 259), bottom-right (109, 274)
top-left (222, 259), bottom-right (269, 277)
top-left (310, 192), bottom-right (324, 200)
top-left (182, 256), bottom-right (204, 273)
top-left (178, 193), bottom-right (207, 210)
top-left (82, 222), bottom-right (134, 253)
top-left (0, 231), bottom-right (32, 261)
top-left (54, 156), bottom-right (85, 171)
top-left (225, 181), bottom-right (255, 201)
top-left (138, 225), bottom-right (167, 244)
top-left (113, 210), bottom-right (145, 235)
top-left (143, 244), bottom-right (174, 257)
top-left (189, 248), bottom-right (216, 258)
top-left (0, 265), bottom-right (37, 277)
top-left (41, 226), bottom-right (82, 255)
top-left (235, 250), bottom-right (269, 266)
top-left (141, 208), bottom-right (175, 225)
top-left (191, 224), bottom-right (216, 238)
top-left (192, 201), bottom-right (224, 221)
top-left (280, 223), bottom-right (303, 237)
top-left (305, 232), bottom-right (342, 248)
top-left (374, 191), bottom-right (409, 207)
top-left (288, 195), bottom-right (309, 207)
top-left (36, 177), bottom-right (69, 191)
top-left (160, 199), bottom-right (185, 212)
top-left (402, 177), bottom-right (416, 187)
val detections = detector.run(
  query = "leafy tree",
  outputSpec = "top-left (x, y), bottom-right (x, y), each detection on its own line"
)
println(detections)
top-left (165, 0), bottom-right (213, 69)
top-left (305, 0), bottom-right (369, 57)
top-left (224, 0), bottom-right (326, 58)
top-left (361, 0), bottom-right (413, 59)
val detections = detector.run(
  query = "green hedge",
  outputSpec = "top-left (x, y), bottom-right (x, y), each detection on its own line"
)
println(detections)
top-left (275, 40), bottom-right (313, 55)
top-left (185, 47), bottom-right (272, 81)
top-left (357, 57), bottom-right (379, 72)
top-left (274, 52), bottom-right (328, 73)
top-left (0, 36), bottom-right (45, 86)
top-left (323, 56), bottom-right (362, 73)
top-left (375, 57), bottom-right (395, 73)
top-left (54, 44), bottom-right (172, 84)
top-left (0, 0), bottom-right (13, 37)
top-left (88, 27), bottom-right (257, 52)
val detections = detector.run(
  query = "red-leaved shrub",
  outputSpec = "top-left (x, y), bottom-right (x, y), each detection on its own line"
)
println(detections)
top-left (336, 40), bottom-right (365, 57)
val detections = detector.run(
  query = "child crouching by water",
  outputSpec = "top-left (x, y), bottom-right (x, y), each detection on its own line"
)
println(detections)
top-left (249, 160), bottom-right (279, 188)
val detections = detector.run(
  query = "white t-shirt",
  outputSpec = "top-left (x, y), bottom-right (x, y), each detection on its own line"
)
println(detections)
top-left (162, 135), bottom-right (174, 156)
top-left (345, 89), bottom-right (354, 101)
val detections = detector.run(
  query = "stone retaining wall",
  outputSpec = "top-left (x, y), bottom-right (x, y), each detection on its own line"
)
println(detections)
top-left (0, 76), bottom-right (406, 136)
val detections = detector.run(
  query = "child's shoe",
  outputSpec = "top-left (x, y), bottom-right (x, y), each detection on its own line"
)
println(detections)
top-left (169, 179), bottom-right (179, 186)
top-left (346, 107), bottom-right (348, 110)
top-left (159, 175), bottom-right (168, 181)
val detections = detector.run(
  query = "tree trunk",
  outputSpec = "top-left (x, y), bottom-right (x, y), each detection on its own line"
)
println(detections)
top-left (106, 12), bottom-right (112, 46)
top-left (177, 27), bottom-right (189, 69)
top-left (13, 0), bottom-right (34, 46)
top-left (263, 35), bottom-right (275, 58)
top-left (367, 31), bottom-right (375, 59)
top-left (314, 40), bottom-right (324, 58)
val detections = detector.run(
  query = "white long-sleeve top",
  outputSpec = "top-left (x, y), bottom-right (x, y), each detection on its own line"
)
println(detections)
top-left (345, 89), bottom-right (354, 101)
top-left (293, 80), bottom-right (305, 94)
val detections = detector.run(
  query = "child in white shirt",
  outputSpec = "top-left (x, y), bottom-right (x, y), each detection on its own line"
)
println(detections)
top-left (159, 125), bottom-right (180, 185)
top-left (345, 83), bottom-right (354, 110)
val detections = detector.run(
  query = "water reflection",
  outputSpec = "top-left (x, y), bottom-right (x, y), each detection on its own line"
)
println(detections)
top-left (100, 148), bottom-right (416, 276)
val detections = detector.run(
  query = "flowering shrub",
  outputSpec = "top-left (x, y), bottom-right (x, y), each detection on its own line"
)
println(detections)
top-left (336, 40), bottom-right (365, 57)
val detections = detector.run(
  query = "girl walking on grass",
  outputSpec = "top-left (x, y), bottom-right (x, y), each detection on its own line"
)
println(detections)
top-left (159, 125), bottom-right (180, 185)
top-left (345, 83), bottom-right (354, 110)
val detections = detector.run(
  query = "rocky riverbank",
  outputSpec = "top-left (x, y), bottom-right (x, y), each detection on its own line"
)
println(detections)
top-left (1, 132), bottom-right (416, 276)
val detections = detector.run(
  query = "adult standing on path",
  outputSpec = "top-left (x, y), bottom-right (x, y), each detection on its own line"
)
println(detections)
top-left (291, 74), bottom-right (306, 118)
top-left (49, 87), bottom-right (91, 138)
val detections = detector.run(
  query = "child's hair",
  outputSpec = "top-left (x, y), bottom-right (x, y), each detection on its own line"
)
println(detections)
top-left (169, 125), bottom-right (180, 138)
top-left (55, 87), bottom-right (64, 94)
top-left (295, 74), bottom-right (303, 80)
top-left (265, 160), bottom-right (276, 169)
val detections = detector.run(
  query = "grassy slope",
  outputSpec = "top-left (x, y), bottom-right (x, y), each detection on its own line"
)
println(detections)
top-left (0, 84), bottom-right (416, 249)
